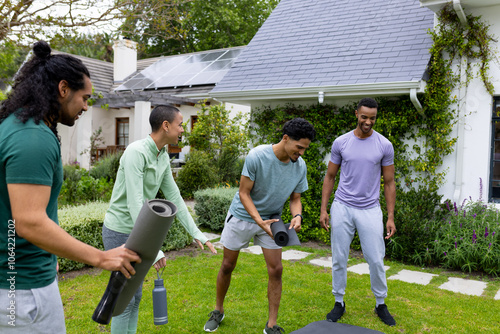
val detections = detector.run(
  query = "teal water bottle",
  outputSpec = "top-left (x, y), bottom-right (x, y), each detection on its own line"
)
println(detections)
top-left (153, 269), bottom-right (168, 325)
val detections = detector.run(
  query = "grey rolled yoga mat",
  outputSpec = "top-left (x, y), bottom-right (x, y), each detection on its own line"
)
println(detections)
top-left (270, 214), bottom-right (301, 247)
top-left (92, 199), bottom-right (177, 324)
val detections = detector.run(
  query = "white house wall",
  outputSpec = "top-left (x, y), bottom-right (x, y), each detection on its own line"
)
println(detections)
top-left (436, 4), bottom-right (500, 204)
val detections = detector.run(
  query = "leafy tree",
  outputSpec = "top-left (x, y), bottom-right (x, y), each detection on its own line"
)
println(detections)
top-left (0, 40), bottom-right (29, 87)
top-left (120, 0), bottom-right (280, 57)
top-left (49, 32), bottom-right (116, 62)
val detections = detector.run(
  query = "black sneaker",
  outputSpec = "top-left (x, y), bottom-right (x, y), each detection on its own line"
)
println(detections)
top-left (375, 304), bottom-right (396, 326)
top-left (326, 302), bottom-right (345, 322)
top-left (264, 322), bottom-right (285, 334)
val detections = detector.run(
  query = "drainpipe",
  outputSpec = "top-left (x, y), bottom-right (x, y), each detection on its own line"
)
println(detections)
top-left (410, 88), bottom-right (424, 115)
top-left (452, 0), bottom-right (468, 203)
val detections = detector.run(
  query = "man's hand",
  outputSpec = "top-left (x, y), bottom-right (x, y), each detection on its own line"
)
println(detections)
top-left (99, 245), bottom-right (141, 279)
top-left (385, 219), bottom-right (396, 239)
top-left (319, 210), bottom-right (330, 232)
top-left (289, 216), bottom-right (302, 232)
top-left (195, 239), bottom-right (218, 254)
top-left (153, 256), bottom-right (167, 270)
top-left (257, 218), bottom-right (279, 238)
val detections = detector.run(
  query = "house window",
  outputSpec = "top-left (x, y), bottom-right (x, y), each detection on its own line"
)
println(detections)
top-left (490, 98), bottom-right (500, 202)
top-left (191, 115), bottom-right (198, 130)
top-left (116, 118), bottom-right (129, 147)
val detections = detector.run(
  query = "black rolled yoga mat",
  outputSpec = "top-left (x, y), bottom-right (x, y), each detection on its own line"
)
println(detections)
top-left (92, 199), bottom-right (177, 324)
top-left (290, 320), bottom-right (385, 334)
top-left (270, 214), bottom-right (301, 247)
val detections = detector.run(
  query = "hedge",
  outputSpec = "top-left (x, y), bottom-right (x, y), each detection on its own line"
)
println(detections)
top-left (194, 187), bottom-right (238, 231)
top-left (57, 201), bottom-right (193, 273)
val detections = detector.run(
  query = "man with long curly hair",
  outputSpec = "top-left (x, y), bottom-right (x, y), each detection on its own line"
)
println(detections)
top-left (0, 41), bottom-right (141, 333)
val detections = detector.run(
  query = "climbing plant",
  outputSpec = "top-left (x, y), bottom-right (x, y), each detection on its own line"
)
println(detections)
top-left (250, 3), bottom-right (496, 244)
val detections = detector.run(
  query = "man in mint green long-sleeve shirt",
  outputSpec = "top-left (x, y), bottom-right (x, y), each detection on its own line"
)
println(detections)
top-left (102, 105), bottom-right (216, 333)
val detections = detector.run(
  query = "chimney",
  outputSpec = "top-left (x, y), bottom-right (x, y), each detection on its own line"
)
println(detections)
top-left (113, 39), bottom-right (138, 82)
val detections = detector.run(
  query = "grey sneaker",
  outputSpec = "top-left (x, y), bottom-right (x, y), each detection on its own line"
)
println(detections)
top-left (204, 310), bottom-right (225, 332)
top-left (264, 321), bottom-right (285, 334)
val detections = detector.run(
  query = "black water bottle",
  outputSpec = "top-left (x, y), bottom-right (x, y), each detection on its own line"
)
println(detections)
top-left (152, 270), bottom-right (168, 325)
top-left (92, 271), bottom-right (128, 324)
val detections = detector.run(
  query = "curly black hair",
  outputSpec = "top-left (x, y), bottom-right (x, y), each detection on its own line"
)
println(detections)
top-left (357, 97), bottom-right (378, 110)
top-left (0, 40), bottom-right (90, 137)
top-left (282, 118), bottom-right (316, 141)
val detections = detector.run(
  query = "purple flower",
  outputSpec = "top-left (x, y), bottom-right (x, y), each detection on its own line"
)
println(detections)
top-left (454, 202), bottom-right (458, 213)
top-left (485, 227), bottom-right (489, 238)
top-left (489, 243), bottom-right (492, 248)
top-left (473, 214), bottom-right (477, 218)
top-left (493, 231), bottom-right (496, 237)
top-left (454, 242), bottom-right (457, 248)
top-left (446, 202), bottom-right (450, 211)
top-left (444, 251), bottom-right (447, 256)
top-left (463, 210), bottom-right (466, 217)
top-left (460, 223), bottom-right (462, 228)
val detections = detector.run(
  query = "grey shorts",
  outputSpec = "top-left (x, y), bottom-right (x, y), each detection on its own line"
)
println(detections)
top-left (220, 212), bottom-right (281, 251)
top-left (0, 278), bottom-right (66, 333)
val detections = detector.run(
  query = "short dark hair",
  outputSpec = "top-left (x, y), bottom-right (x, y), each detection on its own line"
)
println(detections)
top-left (357, 97), bottom-right (378, 110)
top-left (0, 40), bottom-right (90, 137)
top-left (282, 118), bottom-right (315, 141)
top-left (149, 105), bottom-right (180, 132)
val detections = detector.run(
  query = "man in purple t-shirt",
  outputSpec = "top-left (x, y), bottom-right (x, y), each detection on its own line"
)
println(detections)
top-left (320, 97), bottom-right (397, 326)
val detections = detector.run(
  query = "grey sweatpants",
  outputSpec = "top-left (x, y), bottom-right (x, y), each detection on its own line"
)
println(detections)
top-left (330, 200), bottom-right (388, 301)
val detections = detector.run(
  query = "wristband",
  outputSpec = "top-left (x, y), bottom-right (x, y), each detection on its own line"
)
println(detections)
top-left (294, 214), bottom-right (303, 223)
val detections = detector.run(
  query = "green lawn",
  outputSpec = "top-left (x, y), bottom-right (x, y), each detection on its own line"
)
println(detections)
top-left (59, 245), bottom-right (500, 333)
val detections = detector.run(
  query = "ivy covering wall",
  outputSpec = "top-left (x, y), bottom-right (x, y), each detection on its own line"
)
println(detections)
top-left (250, 3), bottom-right (495, 245)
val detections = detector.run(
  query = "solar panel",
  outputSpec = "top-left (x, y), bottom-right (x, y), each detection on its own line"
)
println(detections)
top-left (115, 48), bottom-right (243, 91)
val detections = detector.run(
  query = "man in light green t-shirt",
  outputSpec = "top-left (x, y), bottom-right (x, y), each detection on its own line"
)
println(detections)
top-left (102, 105), bottom-right (217, 334)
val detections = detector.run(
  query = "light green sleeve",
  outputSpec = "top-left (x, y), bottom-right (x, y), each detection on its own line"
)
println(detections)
top-left (159, 162), bottom-right (208, 245)
top-left (122, 148), bottom-right (146, 225)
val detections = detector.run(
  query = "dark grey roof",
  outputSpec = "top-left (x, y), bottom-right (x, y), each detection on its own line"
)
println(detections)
top-left (97, 91), bottom-right (199, 109)
top-left (53, 51), bottom-right (114, 94)
top-left (212, 0), bottom-right (434, 93)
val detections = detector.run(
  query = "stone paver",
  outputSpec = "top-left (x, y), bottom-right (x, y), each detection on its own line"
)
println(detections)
top-left (310, 256), bottom-right (333, 268)
top-left (347, 262), bottom-right (389, 275)
top-left (212, 241), bottom-right (224, 249)
top-left (241, 245), bottom-right (263, 255)
top-left (388, 269), bottom-right (437, 285)
top-left (203, 232), bottom-right (221, 241)
top-left (204, 232), bottom-right (496, 299)
top-left (438, 277), bottom-right (487, 296)
top-left (282, 250), bottom-right (311, 260)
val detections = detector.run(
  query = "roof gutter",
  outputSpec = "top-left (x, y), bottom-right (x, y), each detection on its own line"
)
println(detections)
top-left (452, 0), bottom-right (468, 203)
top-left (210, 81), bottom-right (425, 101)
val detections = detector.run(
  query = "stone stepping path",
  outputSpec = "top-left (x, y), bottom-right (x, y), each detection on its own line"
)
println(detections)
top-left (204, 233), bottom-right (500, 299)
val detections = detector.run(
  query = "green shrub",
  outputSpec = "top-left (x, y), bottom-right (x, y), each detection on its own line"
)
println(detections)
top-left (90, 151), bottom-right (123, 181)
top-left (58, 201), bottom-right (194, 273)
top-left (194, 187), bottom-right (238, 231)
top-left (176, 150), bottom-right (219, 198)
top-left (59, 164), bottom-right (114, 207)
top-left (382, 185), bottom-right (446, 263)
top-left (419, 199), bottom-right (500, 275)
top-left (58, 201), bottom-right (109, 272)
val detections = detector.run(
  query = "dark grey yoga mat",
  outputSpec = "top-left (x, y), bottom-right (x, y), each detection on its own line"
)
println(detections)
top-left (270, 214), bottom-right (301, 247)
top-left (112, 199), bottom-right (177, 316)
top-left (290, 320), bottom-right (385, 334)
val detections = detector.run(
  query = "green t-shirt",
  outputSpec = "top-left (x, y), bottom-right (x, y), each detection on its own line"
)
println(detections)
top-left (0, 113), bottom-right (62, 289)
